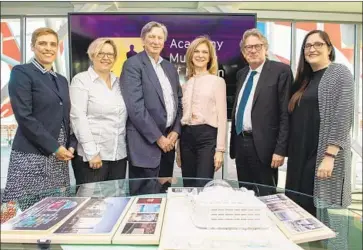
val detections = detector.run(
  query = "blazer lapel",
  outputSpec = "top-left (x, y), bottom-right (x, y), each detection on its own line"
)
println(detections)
top-left (48, 74), bottom-right (62, 100)
top-left (141, 51), bottom-right (166, 108)
top-left (33, 67), bottom-right (62, 100)
top-left (252, 60), bottom-right (270, 109)
top-left (53, 75), bottom-right (64, 101)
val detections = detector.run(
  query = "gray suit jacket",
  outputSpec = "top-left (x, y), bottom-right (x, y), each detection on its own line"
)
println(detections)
top-left (120, 51), bottom-right (182, 168)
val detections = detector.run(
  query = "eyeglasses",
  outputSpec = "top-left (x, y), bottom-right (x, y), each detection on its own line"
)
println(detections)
top-left (244, 44), bottom-right (264, 52)
top-left (304, 42), bottom-right (326, 51)
top-left (96, 52), bottom-right (115, 59)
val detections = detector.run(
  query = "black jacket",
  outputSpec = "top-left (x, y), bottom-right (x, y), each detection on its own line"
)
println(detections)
top-left (230, 59), bottom-right (293, 164)
top-left (9, 63), bottom-right (76, 156)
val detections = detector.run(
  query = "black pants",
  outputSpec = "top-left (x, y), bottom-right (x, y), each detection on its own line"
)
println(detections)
top-left (235, 133), bottom-right (278, 196)
top-left (72, 154), bottom-right (127, 185)
top-left (129, 148), bottom-right (175, 196)
top-left (158, 125), bottom-right (176, 179)
top-left (286, 155), bottom-right (317, 217)
top-left (180, 125), bottom-right (217, 187)
top-left (158, 149), bottom-right (176, 178)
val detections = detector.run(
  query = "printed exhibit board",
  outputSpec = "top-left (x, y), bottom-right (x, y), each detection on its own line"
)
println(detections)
top-left (259, 194), bottom-right (336, 244)
top-left (112, 197), bottom-right (167, 245)
top-left (1, 196), bottom-right (166, 245)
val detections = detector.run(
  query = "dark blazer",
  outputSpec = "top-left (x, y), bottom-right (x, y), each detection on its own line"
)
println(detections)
top-left (229, 59), bottom-right (292, 164)
top-left (8, 63), bottom-right (76, 156)
top-left (120, 51), bottom-right (182, 168)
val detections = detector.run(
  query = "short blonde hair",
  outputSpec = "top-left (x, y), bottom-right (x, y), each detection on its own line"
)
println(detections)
top-left (87, 38), bottom-right (118, 61)
top-left (31, 27), bottom-right (59, 46)
top-left (185, 36), bottom-right (218, 78)
top-left (239, 28), bottom-right (269, 52)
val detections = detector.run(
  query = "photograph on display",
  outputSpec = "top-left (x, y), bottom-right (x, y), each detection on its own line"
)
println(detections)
top-left (128, 213), bottom-right (159, 223)
top-left (136, 198), bottom-right (162, 204)
top-left (274, 209), bottom-right (307, 221)
top-left (1, 197), bottom-right (89, 232)
top-left (54, 197), bottom-right (131, 234)
top-left (259, 194), bottom-right (289, 204)
top-left (121, 223), bottom-right (157, 235)
top-left (112, 197), bottom-right (166, 245)
top-left (266, 200), bottom-right (298, 212)
top-left (283, 218), bottom-right (324, 234)
top-left (136, 204), bottom-right (161, 213)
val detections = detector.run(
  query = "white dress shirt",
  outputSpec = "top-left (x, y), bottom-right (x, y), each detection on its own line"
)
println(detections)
top-left (235, 60), bottom-right (265, 131)
top-left (148, 54), bottom-right (176, 128)
top-left (70, 67), bottom-right (127, 162)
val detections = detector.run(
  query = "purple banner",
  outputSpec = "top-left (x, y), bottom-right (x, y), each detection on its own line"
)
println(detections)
top-left (69, 13), bottom-right (256, 118)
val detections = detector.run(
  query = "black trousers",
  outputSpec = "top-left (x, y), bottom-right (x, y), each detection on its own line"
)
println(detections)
top-left (286, 155), bottom-right (317, 217)
top-left (72, 154), bottom-right (127, 185)
top-left (235, 133), bottom-right (278, 196)
top-left (158, 125), bottom-right (176, 179)
top-left (180, 124), bottom-right (217, 187)
top-left (128, 148), bottom-right (175, 196)
top-left (158, 149), bottom-right (176, 178)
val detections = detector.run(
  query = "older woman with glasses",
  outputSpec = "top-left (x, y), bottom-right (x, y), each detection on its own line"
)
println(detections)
top-left (70, 38), bottom-right (128, 186)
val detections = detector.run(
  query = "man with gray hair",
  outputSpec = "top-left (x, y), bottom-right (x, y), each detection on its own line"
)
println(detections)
top-left (120, 21), bottom-right (182, 193)
top-left (229, 28), bottom-right (293, 195)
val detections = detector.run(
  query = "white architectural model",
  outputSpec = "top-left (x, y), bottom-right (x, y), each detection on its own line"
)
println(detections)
top-left (189, 181), bottom-right (272, 230)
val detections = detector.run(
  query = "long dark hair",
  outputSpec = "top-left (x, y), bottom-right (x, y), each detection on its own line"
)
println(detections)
top-left (288, 30), bottom-right (335, 112)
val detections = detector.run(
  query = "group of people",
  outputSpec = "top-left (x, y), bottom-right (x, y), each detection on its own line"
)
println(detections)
top-left (2, 21), bottom-right (354, 224)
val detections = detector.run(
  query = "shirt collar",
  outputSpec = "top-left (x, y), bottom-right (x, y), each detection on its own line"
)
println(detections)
top-left (146, 52), bottom-right (163, 66)
top-left (31, 58), bottom-right (57, 77)
top-left (249, 59), bottom-right (265, 74)
top-left (88, 66), bottom-right (117, 85)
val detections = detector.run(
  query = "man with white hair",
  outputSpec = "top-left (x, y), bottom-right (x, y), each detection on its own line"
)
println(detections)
top-left (120, 21), bottom-right (182, 193)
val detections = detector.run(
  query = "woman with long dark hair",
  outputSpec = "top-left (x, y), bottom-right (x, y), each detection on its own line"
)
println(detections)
top-left (285, 31), bottom-right (354, 250)
top-left (286, 30), bottom-right (354, 216)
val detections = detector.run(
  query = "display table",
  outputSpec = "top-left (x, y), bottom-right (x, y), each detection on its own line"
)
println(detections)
top-left (1, 177), bottom-right (361, 250)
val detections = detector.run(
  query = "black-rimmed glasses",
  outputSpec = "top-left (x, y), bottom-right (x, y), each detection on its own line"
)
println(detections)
top-left (244, 44), bottom-right (264, 52)
top-left (304, 42), bottom-right (326, 51)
